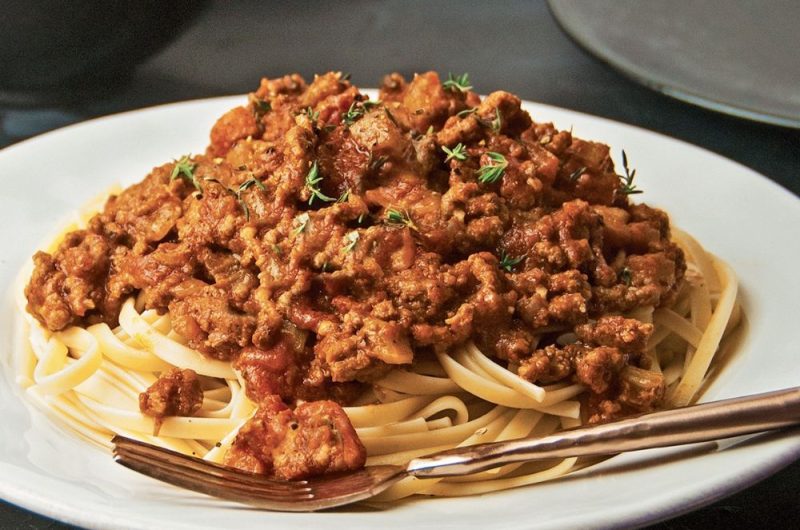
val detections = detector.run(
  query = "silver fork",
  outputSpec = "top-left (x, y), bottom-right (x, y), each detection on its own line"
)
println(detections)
top-left (112, 386), bottom-right (800, 511)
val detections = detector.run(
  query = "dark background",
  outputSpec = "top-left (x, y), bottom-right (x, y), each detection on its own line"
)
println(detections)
top-left (1, 1), bottom-right (798, 528)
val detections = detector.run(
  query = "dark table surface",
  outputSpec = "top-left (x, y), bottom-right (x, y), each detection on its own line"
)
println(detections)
top-left (1, 1), bottom-right (798, 528)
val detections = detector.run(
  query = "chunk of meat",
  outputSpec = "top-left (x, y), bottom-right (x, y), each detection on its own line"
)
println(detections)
top-left (224, 396), bottom-right (366, 480)
top-left (25, 231), bottom-right (112, 330)
top-left (209, 106), bottom-right (260, 157)
top-left (139, 368), bottom-right (203, 432)
top-left (575, 316), bottom-right (653, 354)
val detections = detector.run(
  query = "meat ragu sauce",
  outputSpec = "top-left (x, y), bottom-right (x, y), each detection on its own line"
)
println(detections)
top-left (25, 71), bottom-right (685, 477)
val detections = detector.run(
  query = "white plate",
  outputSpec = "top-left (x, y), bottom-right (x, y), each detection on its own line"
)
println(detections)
top-left (0, 95), bottom-right (798, 530)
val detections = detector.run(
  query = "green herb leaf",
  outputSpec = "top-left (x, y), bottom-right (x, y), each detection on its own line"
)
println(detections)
top-left (368, 154), bottom-right (389, 173)
top-left (305, 161), bottom-right (335, 205)
top-left (443, 72), bottom-right (472, 93)
top-left (476, 152), bottom-right (508, 184)
top-left (235, 177), bottom-right (267, 220)
top-left (619, 150), bottom-right (643, 195)
top-left (442, 143), bottom-right (468, 162)
top-left (343, 230), bottom-right (359, 253)
top-left (304, 106), bottom-right (320, 121)
top-left (385, 207), bottom-right (418, 231)
top-left (293, 212), bottom-right (310, 236)
top-left (490, 108), bottom-right (502, 134)
top-left (569, 166), bottom-right (587, 182)
top-left (620, 266), bottom-right (633, 286)
top-left (253, 98), bottom-right (271, 116)
top-left (342, 100), bottom-right (381, 126)
top-left (337, 188), bottom-right (351, 203)
top-left (456, 107), bottom-right (477, 118)
top-left (170, 155), bottom-right (202, 193)
top-left (499, 251), bottom-right (524, 272)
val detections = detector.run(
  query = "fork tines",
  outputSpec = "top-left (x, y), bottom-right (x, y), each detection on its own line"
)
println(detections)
top-left (111, 435), bottom-right (404, 511)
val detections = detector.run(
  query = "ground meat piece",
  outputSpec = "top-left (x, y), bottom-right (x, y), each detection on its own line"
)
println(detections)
top-left (209, 106), bottom-right (260, 157)
top-left (518, 342), bottom-right (625, 394)
top-left (575, 316), bottom-right (653, 354)
top-left (224, 396), bottom-right (366, 480)
top-left (574, 345), bottom-right (625, 394)
top-left (139, 368), bottom-right (203, 432)
top-left (25, 231), bottom-right (111, 330)
top-left (477, 91), bottom-right (532, 138)
top-left (517, 343), bottom-right (578, 384)
top-left (169, 288), bottom-right (256, 360)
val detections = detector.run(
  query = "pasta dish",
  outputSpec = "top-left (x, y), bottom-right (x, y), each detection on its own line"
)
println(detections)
top-left (15, 71), bottom-right (740, 500)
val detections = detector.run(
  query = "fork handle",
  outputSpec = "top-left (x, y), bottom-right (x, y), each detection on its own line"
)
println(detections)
top-left (406, 387), bottom-right (800, 478)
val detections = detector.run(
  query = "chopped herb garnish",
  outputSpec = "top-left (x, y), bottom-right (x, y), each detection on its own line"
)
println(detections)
top-left (443, 72), bottom-right (472, 93)
top-left (499, 251), bottom-right (524, 272)
top-left (305, 161), bottom-right (335, 205)
top-left (383, 108), bottom-right (399, 126)
top-left (293, 212), bottom-right (310, 236)
top-left (337, 188), bottom-right (351, 203)
top-left (170, 155), bottom-right (202, 193)
top-left (304, 106), bottom-right (320, 121)
top-left (253, 98), bottom-right (271, 116)
top-left (236, 177), bottom-right (267, 220)
top-left (357, 212), bottom-right (366, 224)
top-left (476, 152), bottom-right (508, 184)
top-left (343, 231), bottom-right (359, 253)
top-left (385, 207), bottom-right (418, 231)
top-left (490, 109), bottom-right (502, 133)
top-left (342, 102), bottom-right (362, 125)
top-left (442, 143), bottom-right (468, 162)
top-left (620, 266), bottom-right (633, 286)
top-left (369, 154), bottom-right (389, 172)
top-left (456, 107), bottom-right (478, 118)
top-left (342, 100), bottom-right (381, 126)
top-left (619, 150), bottom-right (643, 195)
top-left (340, 72), bottom-right (351, 81)
top-left (569, 166), bottom-right (587, 182)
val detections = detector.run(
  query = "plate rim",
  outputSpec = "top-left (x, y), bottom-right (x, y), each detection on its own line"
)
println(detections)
top-left (1, 94), bottom-right (798, 530)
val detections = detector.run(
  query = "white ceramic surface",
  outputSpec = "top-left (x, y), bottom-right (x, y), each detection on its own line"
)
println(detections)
top-left (0, 95), bottom-right (798, 529)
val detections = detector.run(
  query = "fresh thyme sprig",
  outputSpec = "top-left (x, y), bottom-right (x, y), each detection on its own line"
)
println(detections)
top-left (337, 188), bottom-right (351, 203)
top-left (253, 98), bottom-right (271, 116)
top-left (342, 99), bottom-right (381, 126)
top-left (490, 108), bottom-right (502, 133)
top-left (304, 106), bottom-right (320, 121)
top-left (442, 143), bottom-right (468, 162)
top-left (619, 266), bottom-right (633, 286)
top-left (456, 107), bottom-right (477, 118)
top-left (343, 231), bottom-right (360, 253)
top-left (293, 212), bottom-right (310, 236)
top-left (385, 207), bottom-right (418, 231)
top-left (305, 161), bottom-right (335, 205)
top-left (569, 166), bottom-right (587, 182)
top-left (476, 152), bottom-right (508, 184)
top-left (499, 251), bottom-right (524, 272)
top-left (619, 150), bottom-right (643, 195)
top-left (236, 177), bottom-right (267, 220)
top-left (369, 155), bottom-right (389, 173)
top-left (171, 155), bottom-right (202, 193)
top-left (443, 72), bottom-right (472, 93)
